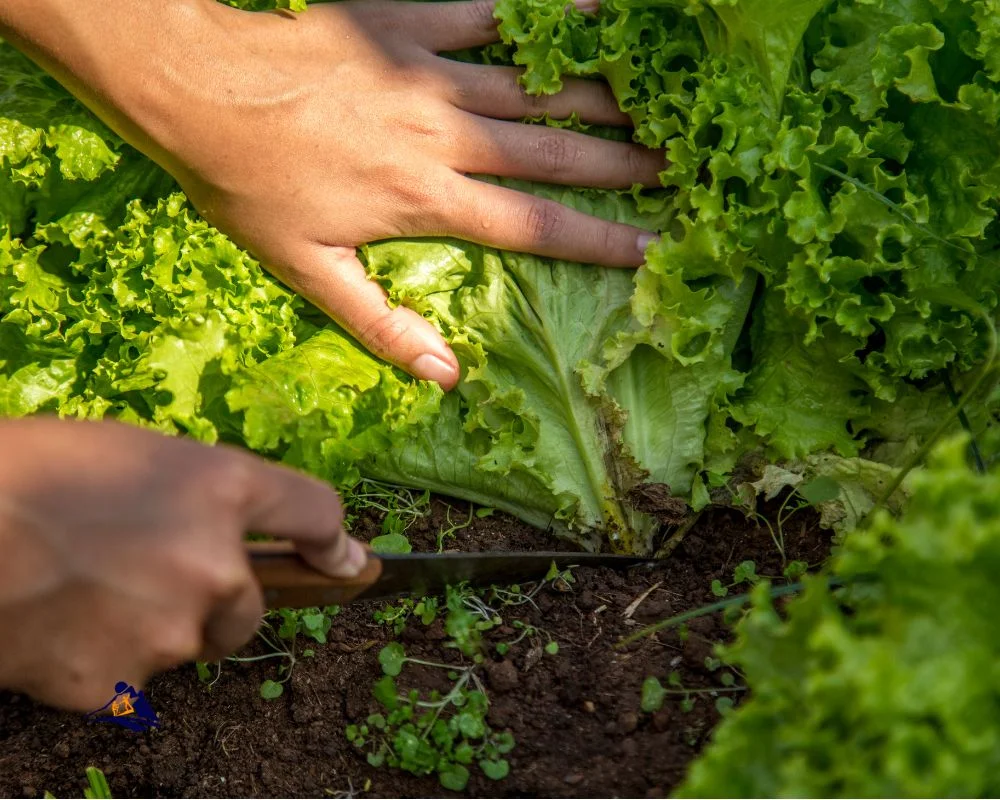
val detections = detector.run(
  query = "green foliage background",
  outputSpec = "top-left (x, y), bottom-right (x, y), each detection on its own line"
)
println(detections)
top-left (2, 0), bottom-right (999, 553)
top-left (680, 436), bottom-right (1000, 797)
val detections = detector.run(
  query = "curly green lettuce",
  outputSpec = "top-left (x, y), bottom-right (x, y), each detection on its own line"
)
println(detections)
top-left (679, 436), bottom-right (1000, 797)
top-left (2, 0), bottom-right (1000, 551)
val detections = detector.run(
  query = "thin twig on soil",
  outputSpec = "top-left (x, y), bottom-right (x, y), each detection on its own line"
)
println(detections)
top-left (622, 581), bottom-right (663, 619)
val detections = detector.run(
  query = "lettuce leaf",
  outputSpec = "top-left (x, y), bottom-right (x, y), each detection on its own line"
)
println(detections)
top-left (231, 184), bottom-right (743, 551)
top-left (679, 437), bottom-right (1000, 797)
top-left (3, 0), bottom-right (1000, 552)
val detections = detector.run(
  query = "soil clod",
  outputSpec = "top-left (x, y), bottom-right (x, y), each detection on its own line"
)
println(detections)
top-left (485, 660), bottom-right (520, 693)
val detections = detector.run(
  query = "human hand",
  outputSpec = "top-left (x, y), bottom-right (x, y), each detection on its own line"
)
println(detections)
top-left (114, 0), bottom-right (665, 388)
top-left (0, 417), bottom-right (366, 711)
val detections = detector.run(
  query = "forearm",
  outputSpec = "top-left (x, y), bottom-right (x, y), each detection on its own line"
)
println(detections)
top-left (0, 0), bottom-right (281, 177)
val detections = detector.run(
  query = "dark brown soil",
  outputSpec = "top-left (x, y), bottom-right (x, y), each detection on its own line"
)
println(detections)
top-left (0, 499), bottom-right (829, 799)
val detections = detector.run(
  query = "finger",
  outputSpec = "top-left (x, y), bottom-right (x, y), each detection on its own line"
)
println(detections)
top-left (408, 0), bottom-right (502, 51)
top-left (413, 0), bottom-right (600, 53)
top-left (227, 449), bottom-right (369, 578)
top-left (456, 117), bottom-right (665, 189)
top-left (278, 245), bottom-right (460, 389)
top-left (445, 177), bottom-right (659, 267)
top-left (200, 579), bottom-right (265, 662)
top-left (442, 63), bottom-right (630, 125)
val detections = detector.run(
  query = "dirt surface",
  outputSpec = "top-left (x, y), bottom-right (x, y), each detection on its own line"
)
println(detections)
top-left (0, 500), bottom-right (829, 799)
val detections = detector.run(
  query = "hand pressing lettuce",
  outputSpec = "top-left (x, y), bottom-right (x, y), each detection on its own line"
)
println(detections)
top-left (3, 0), bottom-right (1000, 554)
top-left (0, 0), bottom-right (664, 388)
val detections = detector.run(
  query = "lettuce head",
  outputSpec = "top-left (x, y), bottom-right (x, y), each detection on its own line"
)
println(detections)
top-left (2, 0), bottom-right (999, 552)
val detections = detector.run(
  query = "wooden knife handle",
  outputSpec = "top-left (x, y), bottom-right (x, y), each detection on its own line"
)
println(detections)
top-left (247, 541), bottom-right (383, 609)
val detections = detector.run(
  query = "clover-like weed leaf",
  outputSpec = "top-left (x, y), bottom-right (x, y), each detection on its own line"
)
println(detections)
top-left (371, 532), bottom-right (412, 554)
top-left (259, 679), bottom-right (284, 700)
top-left (439, 763), bottom-right (470, 792)
top-left (454, 711), bottom-right (486, 739)
top-left (481, 758), bottom-right (511, 780)
top-left (783, 560), bottom-right (808, 580)
top-left (373, 675), bottom-right (399, 710)
top-left (733, 560), bottom-right (758, 585)
top-left (379, 642), bottom-right (406, 676)
top-left (641, 676), bottom-right (666, 713)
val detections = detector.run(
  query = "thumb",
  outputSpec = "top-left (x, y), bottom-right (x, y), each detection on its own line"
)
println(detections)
top-left (282, 245), bottom-right (460, 389)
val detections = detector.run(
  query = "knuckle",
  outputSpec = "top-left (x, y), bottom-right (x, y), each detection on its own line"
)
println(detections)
top-left (202, 562), bottom-right (247, 602)
top-left (625, 145), bottom-right (666, 185)
top-left (465, 0), bottom-right (498, 33)
top-left (358, 312), bottom-right (410, 357)
top-left (626, 144), bottom-right (652, 178)
top-left (49, 656), bottom-right (120, 712)
top-left (524, 94), bottom-right (548, 117)
top-left (200, 452), bottom-right (255, 511)
top-left (394, 65), bottom-right (443, 101)
top-left (452, 79), bottom-right (475, 105)
top-left (525, 200), bottom-right (566, 246)
top-left (536, 134), bottom-right (581, 176)
top-left (180, 542), bottom-right (248, 601)
top-left (400, 107), bottom-right (450, 144)
top-left (511, 82), bottom-right (546, 117)
top-left (413, 67), bottom-right (448, 97)
top-left (169, 546), bottom-right (246, 603)
top-left (359, 2), bottom-right (406, 35)
top-left (600, 222), bottom-right (625, 260)
top-left (393, 172), bottom-right (444, 219)
top-left (148, 620), bottom-right (202, 666)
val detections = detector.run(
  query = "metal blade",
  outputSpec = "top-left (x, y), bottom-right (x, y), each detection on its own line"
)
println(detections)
top-left (355, 551), bottom-right (655, 602)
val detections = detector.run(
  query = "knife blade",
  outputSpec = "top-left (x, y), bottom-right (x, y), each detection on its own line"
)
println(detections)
top-left (247, 541), bottom-right (655, 609)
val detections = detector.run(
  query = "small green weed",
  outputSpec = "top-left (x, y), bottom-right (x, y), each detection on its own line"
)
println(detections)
top-left (355, 567), bottom-right (572, 791)
top-left (449, 572), bottom-right (567, 657)
top-left (197, 604), bottom-right (341, 699)
top-left (345, 480), bottom-right (431, 531)
top-left (710, 560), bottom-right (762, 598)
top-left (640, 670), bottom-right (745, 716)
top-left (373, 563), bottom-right (572, 651)
top-left (346, 480), bottom-right (432, 555)
top-left (348, 641), bottom-right (513, 791)
top-left (435, 504), bottom-right (476, 551)
top-left (740, 477), bottom-right (840, 563)
top-left (708, 560), bottom-right (809, 598)
top-left (374, 595), bottom-right (440, 635)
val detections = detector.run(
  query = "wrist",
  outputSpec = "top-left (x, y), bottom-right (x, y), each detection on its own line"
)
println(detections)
top-left (102, 0), bottom-right (308, 188)
top-left (1, 0), bottom-right (227, 175)
top-left (74, 0), bottom-right (225, 172)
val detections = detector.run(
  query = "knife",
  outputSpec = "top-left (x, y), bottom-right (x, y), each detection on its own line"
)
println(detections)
top-left (248, 541), bottom-right (654, 609)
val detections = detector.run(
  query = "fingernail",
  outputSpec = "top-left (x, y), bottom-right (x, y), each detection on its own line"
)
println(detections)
top-left (413, 353), bottom-right (459, 386)
top-left (573, 0), bottom-right (601, 12)
top-left (637, 233), bottom-right (659, 255)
